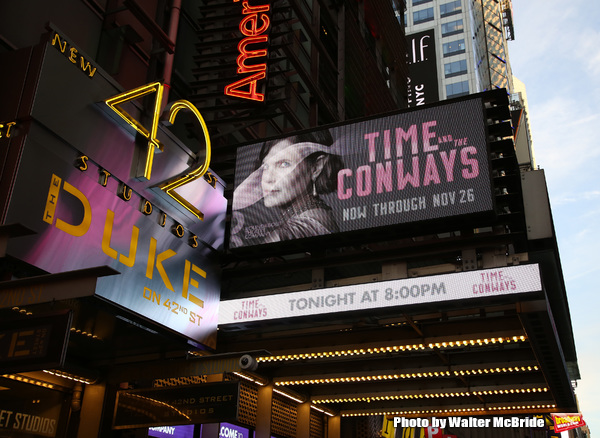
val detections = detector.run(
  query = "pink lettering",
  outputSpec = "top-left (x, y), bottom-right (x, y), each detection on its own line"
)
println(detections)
top-left (461, 146), bottom-right (479, 178)
top-left (337, 169), bottom-right (353, 199)
top-left (422, 121), bottom-right (438, 152)
top-left (364, 132), bottom-right (379, 162)
top-left (423, 154), bottom-right (441, 186)
top-left (356, 165), bottom-right (372, 197)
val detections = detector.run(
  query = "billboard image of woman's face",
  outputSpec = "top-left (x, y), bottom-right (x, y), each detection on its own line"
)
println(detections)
top-left (231, 131), bottom-right (344, 246)
top-left (260, 139), bottom-right (311, 208)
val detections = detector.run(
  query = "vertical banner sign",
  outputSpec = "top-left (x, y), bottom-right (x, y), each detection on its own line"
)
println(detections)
top-left (224, 0), bottom-right (272, 101)
top-left (230, 96), bottom-right (492, 249)
top-left (406, 29), bottom-right (439, 107)
top-left (2, 29), bottom-right (227, 349)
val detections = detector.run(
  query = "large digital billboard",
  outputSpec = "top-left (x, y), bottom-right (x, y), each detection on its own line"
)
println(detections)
top-left (1, 29), bottom-right (227, 349)
top-left (230, 96), bottom-right (492, 248)
top-left (219, 264), bottom-right (542, 324)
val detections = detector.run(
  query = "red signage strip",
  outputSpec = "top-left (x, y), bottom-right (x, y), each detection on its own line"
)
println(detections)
top-left (552, 413), bottom-right (586, 433)
top-left (224, 0), bottom-right (271, 101)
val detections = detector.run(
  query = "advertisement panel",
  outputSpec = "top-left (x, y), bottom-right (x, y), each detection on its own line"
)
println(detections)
top-left (113, 382), bottom-right (239, 429)
top-left (2, 29), bottom-right (226, 348)
top-left (406, 29), bottom-right (440, 107)
top-left (148, 425), bottom-right (195, 438)
top-left (0, 311), bottom-right (72, 373)
top-left (551, 413), bottom-right (586, 433)
top-left (219, 264), bottom-right (542, 324)
top-left (230, 96), bottom-right (492, 248)
top-left (0, 378), bottom-right (65, 438)
top-left (218, 423), bottom-right (250, 438)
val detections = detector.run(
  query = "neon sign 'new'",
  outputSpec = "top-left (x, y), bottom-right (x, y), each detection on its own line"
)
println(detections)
top-left (224, 0), bottom-right (271, 102)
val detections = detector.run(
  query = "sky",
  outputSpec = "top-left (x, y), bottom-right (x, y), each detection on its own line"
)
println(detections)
top-left (507, 1), bottom-right (600, 434)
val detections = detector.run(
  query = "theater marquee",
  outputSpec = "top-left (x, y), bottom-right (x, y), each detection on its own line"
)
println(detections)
top-left (230, 96), bottom-right (493, 248)
top-left (1, 28), bottom-right (226, 349)
top-left (219, 264), bottom-right (542, 324)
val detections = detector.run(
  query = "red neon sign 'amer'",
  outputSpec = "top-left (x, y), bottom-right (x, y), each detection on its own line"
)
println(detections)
top-left (224, 0), bottom-right (271, 102)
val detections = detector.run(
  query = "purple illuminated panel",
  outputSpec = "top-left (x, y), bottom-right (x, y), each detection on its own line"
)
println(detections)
top-left (219, 423), bottom-right (250, 438)
top-left (148, 425), bottom-right (195, 438)
top-left (230, 97), bottom-right (491, 248)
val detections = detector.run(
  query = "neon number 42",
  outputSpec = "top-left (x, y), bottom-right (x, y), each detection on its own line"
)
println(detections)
top-left (105, 82), bottom-right (211, 221)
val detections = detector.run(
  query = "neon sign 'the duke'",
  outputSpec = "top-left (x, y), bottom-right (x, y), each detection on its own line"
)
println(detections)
top-left (224, 0), bottom-right (271, 102)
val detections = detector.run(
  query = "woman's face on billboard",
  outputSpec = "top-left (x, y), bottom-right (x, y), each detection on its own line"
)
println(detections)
top-left (261, 140), bottom-right (311, 208)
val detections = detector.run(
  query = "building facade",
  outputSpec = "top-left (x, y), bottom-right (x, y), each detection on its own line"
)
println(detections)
top-left (0, 1), bottom-right (586, 438)
top-left (404, 0), bottom-right (514, 103)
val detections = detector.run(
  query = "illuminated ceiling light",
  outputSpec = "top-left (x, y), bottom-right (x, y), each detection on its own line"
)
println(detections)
top-left (277, 364), bottom-right (539, 387)
top-left (42, 370), bottom-right (95, 385)
top-left (2, 373), bottom-right (55, 389)
top-left (273, 388), bottom-right (305, 404)
top-left (257, 336), bottom-right (528, 363)
top-left (124, 392), bottom-right (191, 421)
top-left (311, 404), bottom-right (335, 417)
top-left (312, 387), bottom-right (543, 404)
top-left (233, 372), bottom-right (268, 387)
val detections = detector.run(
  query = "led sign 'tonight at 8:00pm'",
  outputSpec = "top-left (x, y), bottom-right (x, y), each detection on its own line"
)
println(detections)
top-left (230, 96), bottom-right (493, 248)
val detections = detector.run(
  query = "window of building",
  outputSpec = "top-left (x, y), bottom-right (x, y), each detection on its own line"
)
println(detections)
top-left (442, 39), bottom-right (465, 56)
top-left (444, 59), bottom-right (467, 77)
top-left (441, 19), bottom-right (464, 37)
top-left (413, 7), bottom-right (434, 24)
top-left (412, 0), bottom-right (432, 6)
top-left (440, 0), bottom-right (462, 18)
top-left (446, 80), bottom-right (469, 97)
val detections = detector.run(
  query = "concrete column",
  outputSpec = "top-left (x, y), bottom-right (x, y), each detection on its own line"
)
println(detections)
top-left (296, 401), bottom-right (311, 438)
top-left (327, 414), bottom-right (341, 438)
top-left (255, 383), bottom-right (273, 438)
top-left (76, 383), bottom-right (106, 438)
top-left (199, 374), bottom-right (223, 437)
